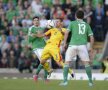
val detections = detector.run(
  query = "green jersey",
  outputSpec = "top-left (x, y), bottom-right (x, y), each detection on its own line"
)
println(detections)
top-left (28, 25), bottom-right (46, 49)
top-left (68, 20), bottom-right (93, 45)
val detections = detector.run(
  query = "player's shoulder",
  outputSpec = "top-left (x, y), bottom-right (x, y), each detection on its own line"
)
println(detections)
top-left (83, 21), bottom-right (90, 26)
top-left (29, 25), bottom-right (35, 30)
top-left (49, 28), bottom-right (57, 31)
top-left (69, 20), bottom-right (77, 25)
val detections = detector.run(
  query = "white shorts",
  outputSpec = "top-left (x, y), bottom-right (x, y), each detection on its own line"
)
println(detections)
top-left (33, 48), bottom-right (51, 62)
top-left (65, 45), bottom-right (90, 62)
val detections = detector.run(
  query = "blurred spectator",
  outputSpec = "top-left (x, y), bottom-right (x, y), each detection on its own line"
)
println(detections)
top-left (22, 15), bottom-right (32, 26)
top-left (105, 0), bottom-right (108, 11)
top-left (40, 16), bottom-right (47, 27)
top-left (63, 15), bottom-right (70, 27)
top-left (13, 43), bottom-right (21, 68)
top-left (94, 3), bottom-right (104, 41)
top-left (21, 22), bottom-right (28, 36)
top-left (23, 0), bottom-right (29, 10)
top-left (92, 0), bottom-right (103, 9)
top-left (0, 1), bottom-right (5, 16)
top-left (92, 49), bottom-right (102, 69)
top-left (6, 30), bottom-right (16, 43)
top-left (31, 0), bottom-right (43, 16)
top-left (0, 35), bottom-right (9, 53)
top-left (8, 50), bottom-right (15, 68)
top-left (18, 52), bottom-right (32, 73)
top-left (42, 0), bottom-right (52, 7)
top-left (26, 6), bottom-right (34, 19)
top-left (11, 21), bottom-right (20, 36)
top-left (5, 42), bottom-right (13, 56)
top-left (66, 8), bottom-right (75, 20)
top-left (6, 2), bottom-right (17, 24)
top-left (53, 6), bottom-right (65, 19)
top-left (53, 0), bottom-right (61, 8)
top-left (62, 0), bottom-right (72, 12)
top-left (1, 51), bottom-right (8, 68)
top-left (50, 6), bottom-right (56, 19)
top-left (42, 3), bottom-right (51, 19)
top-left (1, 18), bottom-right (10, 36)
top-left (84, 4), bottom-right (94, 22)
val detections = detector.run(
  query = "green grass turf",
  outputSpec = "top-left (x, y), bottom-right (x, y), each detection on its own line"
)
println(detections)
top-left (0, 79), bottom-right (108, 90)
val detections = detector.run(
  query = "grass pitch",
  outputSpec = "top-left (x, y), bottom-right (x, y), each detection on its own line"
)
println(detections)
top-left (0, 79), bottom-right (108, 90)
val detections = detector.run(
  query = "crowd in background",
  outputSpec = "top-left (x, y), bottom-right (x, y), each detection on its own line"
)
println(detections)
top-left (0, 0), bottom-right (108, 73)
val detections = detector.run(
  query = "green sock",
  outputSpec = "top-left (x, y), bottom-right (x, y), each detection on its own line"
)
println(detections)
top-left (44, 69), bottom-right (48, 80)
top-left (85, 65), bottom-right (92, 83)
top-left (63, 64), bottom-right (69, 82)
top-left (36, 64), bottom-right (43, 75)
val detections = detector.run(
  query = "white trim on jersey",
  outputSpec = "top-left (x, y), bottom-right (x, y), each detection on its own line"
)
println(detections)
top-left (88, 33), bottom-right (93, 36)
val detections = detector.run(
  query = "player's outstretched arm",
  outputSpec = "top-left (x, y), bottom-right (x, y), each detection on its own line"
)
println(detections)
top-left (89, 35), bottom-right (94, 60)
top-left (63, 30), bottom-right (70, 48)
top-left (89, 35), bottom-right (94, 51)
top-left (32, 33), bottom-right (45, 38)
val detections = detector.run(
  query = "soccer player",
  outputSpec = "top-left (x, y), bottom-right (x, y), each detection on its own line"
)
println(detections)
top-left (33, 18), bottom-right (74, 81)
top-left (60, 10), bottom-right (94, 86)
top-left (28, 16), bottom-right (50, 82)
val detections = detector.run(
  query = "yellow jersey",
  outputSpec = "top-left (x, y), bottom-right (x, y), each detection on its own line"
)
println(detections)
top-left (45, 28), bottom-right (66, 47)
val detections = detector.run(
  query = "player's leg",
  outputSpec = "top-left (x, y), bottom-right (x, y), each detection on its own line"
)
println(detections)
top-left (60, 46), bottom-right (77, 86)
top-left (78, 45), bottom-right (93, 86)
top-left (33, 49), bottom-right (44, 81)
top-left (33, 48), bottom-right (51, 81)
top-left (59, 61), bottom-right (74, 77)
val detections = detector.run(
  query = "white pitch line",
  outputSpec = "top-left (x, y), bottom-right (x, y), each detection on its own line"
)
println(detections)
top-left (12, 77), bottom-right (18, 79)
top-left (4, 77), bottom-right (8, 79)
top-left (29, 77), bottom-right (33, 79)
top-left (24, 77), bottom-right (28, 79)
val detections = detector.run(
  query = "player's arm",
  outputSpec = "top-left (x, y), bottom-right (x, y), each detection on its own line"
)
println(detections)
top-left (63, 23), bottom-right (72, 48)
top-left (87, 24), bottom-right (94, 52)
top-left (32, 33), bottom-right (45, 37)
top-left (89, 35), bottom-right (94, 50)
top-left (64, 30), bottom-right (70, 46)
top-left (33, 29), bottom-right (52, 37)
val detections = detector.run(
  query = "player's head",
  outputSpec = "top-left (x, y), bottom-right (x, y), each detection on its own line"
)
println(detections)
top-left (75, 10), bottom-right (84, 19)
top-left (33, 16), bottom-right (40, 26)
top-left (56, 18), bottom-right (63, 28)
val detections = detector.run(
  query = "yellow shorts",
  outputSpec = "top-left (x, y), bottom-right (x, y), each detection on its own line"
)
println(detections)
top-left (41, 44), bottom-right (62, 63)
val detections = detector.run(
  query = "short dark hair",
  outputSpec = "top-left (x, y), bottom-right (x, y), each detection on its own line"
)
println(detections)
top-left (32, 16), bottom-right (39, 20)
top-left (76, 10), bottom-right (84, 19)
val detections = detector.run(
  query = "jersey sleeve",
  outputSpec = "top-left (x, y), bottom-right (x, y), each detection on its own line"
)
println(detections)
top-left (45, 29), bottom-right (52, 36)
top-left (67, 22), bottom-right (72, 31)
top-left (87, 24), bottom-right (93, 36)
top-left (28, 27), bottom-right (35, 43)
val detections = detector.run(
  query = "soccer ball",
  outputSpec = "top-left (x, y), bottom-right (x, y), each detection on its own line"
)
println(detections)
top-left (46, 20), bottom-right (55, 28)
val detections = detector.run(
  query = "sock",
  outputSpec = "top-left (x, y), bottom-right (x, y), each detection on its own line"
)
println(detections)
top-left (43, 62), bottom-right (51, 72)
top-left (60, 61), bottom-right (73, 74)
top-left (85, 65), bottom-right (92, 83)
top-left (44, 69), bottom-right (48, 80)
top-left (63, 64), bottom-right (69, 83)
top-left (36, 64), bottom-right (43, 75)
